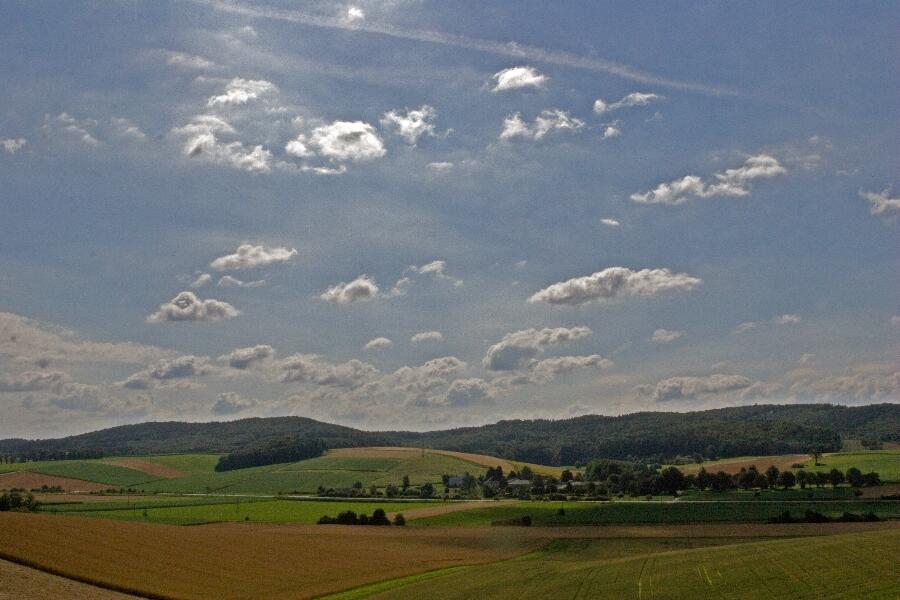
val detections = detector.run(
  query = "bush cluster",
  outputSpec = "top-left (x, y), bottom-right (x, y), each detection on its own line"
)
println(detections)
top-left (317, 508), bottom-right (405, 526)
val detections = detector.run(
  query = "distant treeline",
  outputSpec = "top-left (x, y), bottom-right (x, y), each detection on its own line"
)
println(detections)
top-left (0, 448), bottom-right (105, 463)
top-left (2, 404), bottom-right (898, 466)
top-left (214, 438), bottom-right (326, 471)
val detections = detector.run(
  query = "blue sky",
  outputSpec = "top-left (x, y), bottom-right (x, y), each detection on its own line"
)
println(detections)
top-left (0, 0), bottom-right (897, 438)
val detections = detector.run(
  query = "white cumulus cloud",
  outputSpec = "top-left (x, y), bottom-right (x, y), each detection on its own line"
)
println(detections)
top-left (210, 244), bottom-right (297, 271)
top-left (207, 78), bottom-right (277, 107)
top-left (146, 292), bottom-right (240, 322)
top-left (860, 189), bottom-right (900, 217)
top-left (528, 267), bottom-right (702, 306)
top-left (309, 121), bottom-right (386, 162)
top-left (320, 275), bottom-right (380, 304)
top-left (364, 337), bottom-right (393, 350)
top-left (500, 110), bottom-right (584, 141)
top-left (490, 66), bottom-right (547, 92)
top-left (218, 345), bottom-right (274, 369)
top-left (631, 155), bottom-right (787, 205)
top-left (411, 331), bottom-right (444, 344)
top-left (1, 138), bottom-right (27, 154)
top-left (483, 326), bottom-right (591, 371)
top-left (380, 105), bottom-right (437, 145)
top-left (651, 329), bottom-right (683, 343)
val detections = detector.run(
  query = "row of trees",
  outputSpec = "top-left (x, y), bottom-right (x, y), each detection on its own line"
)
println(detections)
top-left (214, 438), bottom-right (326, 471)
top-left (317, 508), bottom-right (405, 526)
top-left (0, 490), bottom-right (38, 512)
top-left (694, 465), bottom-right (881, 492)
top-left (0, 448), bottom-right (105, 463)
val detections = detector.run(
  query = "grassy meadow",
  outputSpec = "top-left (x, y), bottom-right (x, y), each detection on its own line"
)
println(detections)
top-left (348, 529), bottom-right (900, 599)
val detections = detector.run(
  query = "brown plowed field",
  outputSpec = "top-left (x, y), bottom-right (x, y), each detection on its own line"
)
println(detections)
top-left (98, 459), bottom-right (184, 479)
top-left (0, 471), bottom-right (109, 493)
top-left (678, 454), bottom-right (811, 475)
top-left (0, 558), bottom-right (142, 600)
top-left (390, 500), bottom-right (517, 521)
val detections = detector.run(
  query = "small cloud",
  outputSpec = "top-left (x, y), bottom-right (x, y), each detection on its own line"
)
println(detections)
top-left (190, 273), bottom-right (212, 289)
top-left (345, 6), bottom-right (365, 23)
top-left (427, 161), bottom-right (454, 173)
top-left (309, 121), bottom-right (386, 162)
top-left (774, 314), bottom-right (802, 325)
top-left (210, 244), bottom-right (297, 271)
top-left (860, 189), bottom-right (900, 218)
top-left (0, 138), bottom-right (27, 154)
top-left (212, 392), bottom-right (257, 415)
top-left (490, 66), bottom-right (547, 92)
top-left (364, 337), bottom-right (393, 351)
top-left (380, 105), bottom-right (437, 145)
top-left (593, 92), bottom-right (663, 115)
top-left (320, 275), bottom-right (380, 304)
top-left (651, 329), bottom-right (683, 343)
top-left (218, 344), bottom-right (274, 369)
top-left (602, 125), bottom-right (621, 139)
top-left (600, 218), bottom-right (620, 227)
top-left (733, 322), bottom-right (757, 334)
top-left (528, 267), bottom-right (701, 306)
top-left (207, 78), bottom-right (276, 107)
top-left (500, 110), bottom-right (584, 141)
top-left (631, 155), bottom-right (786, 205)
top-left (146, 291), bottom-right (240, 322)
top-left (411, 331), bottom-right (443, 344)
top-left (217, 275), bottom-right (265, 288)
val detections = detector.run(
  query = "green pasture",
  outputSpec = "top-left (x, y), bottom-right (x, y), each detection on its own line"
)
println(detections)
top-left (56, 498), bottom-right (448, 525)
top-left (351, 529), bottom-right (900, 599)
top-left (411, 499), bottom-right (900, 526)
top-left (31, 462), bottom-right (160, 487)
top-left (807, 451), bottom-right (900, 482)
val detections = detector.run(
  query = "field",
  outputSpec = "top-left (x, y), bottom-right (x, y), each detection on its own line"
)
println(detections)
top-left (410, 499), bottom-right (900, 526)
top-left (1, 448), bottom-right (499, 495)
top-left (0, 512), bottom-right (545, 600)
top-left (673, 448), bottom-right (900, 482)
top-left (1, 511), bottom-right (897, 600)
top-left (43, 498), bottom-right (456, 525)
top-left (352, 529), bottom-right (900, 599)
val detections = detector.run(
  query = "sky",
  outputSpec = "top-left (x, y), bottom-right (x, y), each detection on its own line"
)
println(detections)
top-left (0, 1), bottom-right (897, 439)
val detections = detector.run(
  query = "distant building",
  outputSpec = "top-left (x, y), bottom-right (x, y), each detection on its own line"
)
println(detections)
top-left (506, 478), bottom-right (532, 489)
top-left (447, 476), bottom-right (465, 487)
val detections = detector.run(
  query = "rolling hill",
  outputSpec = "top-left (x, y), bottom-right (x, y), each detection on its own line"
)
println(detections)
top-left (1, 403), bottom-right (897, 465)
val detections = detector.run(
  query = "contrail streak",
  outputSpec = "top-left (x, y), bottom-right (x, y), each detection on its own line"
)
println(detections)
top-left (186, 0), bottom-right (739, 97)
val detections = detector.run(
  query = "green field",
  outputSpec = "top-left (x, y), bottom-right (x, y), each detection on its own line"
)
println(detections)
top-left (31, 462), bottom-right (161, 487)
top-left (808, 451), bottom-right (900, 482)
top-left (411, 499), bottom-right (900, 526)
top-left (342, 529), bottom-right (900, 599)
top-left (50, 498), bottom-right (449, 525)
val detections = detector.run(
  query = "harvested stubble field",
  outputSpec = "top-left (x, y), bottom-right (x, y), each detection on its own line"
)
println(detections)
top-left (0, 558), bottom-right (141, 600)
top-left (98, 459), bottom-right (186, 479)
top-left (0, 512), bottom-right (546, 600)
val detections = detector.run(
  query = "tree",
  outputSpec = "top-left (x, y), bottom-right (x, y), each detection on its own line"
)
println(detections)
top-left (385, 483), bottom-right (399, 498)
top-left (738, 468), bottom-right (758, 490)
top-left (401, 475), bottom-right (410, 491)
top-left (777, 471), bottom-right (796, 490)
top-left (420, 482), bottom-right (434, 498)
top-left (520, 465), bottom-right (534, 480)
top-left (795, 470), bottom-right (810, 489)
top-left (371, 508), bottom-right (390, 526)
top-left (862, 472), bottom-right (881, 487)
top-left (828, 468), bottom-right (845, 489)
top-left (393, 513), bottom-right (406, 526)
top-left (560, 469), bottom-right (573, 483)
top-left (845, 467), bottom-right (864, 488)
top-left (696, 467), bottom-right (713, 491)
top-left (810, 449), bottom-right (822, 466)
top-left (815, 472), bottom-right (829, 488)
top-left (657, 466), bottom-right (686, 496)
top-left (765, 466), bottom-right (780, 488)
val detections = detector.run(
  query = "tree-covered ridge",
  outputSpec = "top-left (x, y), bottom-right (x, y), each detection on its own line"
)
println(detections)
top-left (214, 438), bottom-right (326, 471)
top-left (1, 404), bottom-right (897, 465)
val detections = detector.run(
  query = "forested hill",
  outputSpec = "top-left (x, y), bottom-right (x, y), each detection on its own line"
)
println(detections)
top-left (2, 404), bottom-right (897, 465)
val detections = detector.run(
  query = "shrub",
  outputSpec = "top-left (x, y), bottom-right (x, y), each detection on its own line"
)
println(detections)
top-left (393, 513), bottom-right (406, 526)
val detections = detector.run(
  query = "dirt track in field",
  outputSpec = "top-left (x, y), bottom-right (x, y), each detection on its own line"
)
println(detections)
top-left (678, 454), bottom-right (811, 475)
top-left (0, 471), bottom-right (110, 492)
top-left (0, 558), bottom-right (142, 600)
top-left (98, 459), bottom-right (185, 479)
